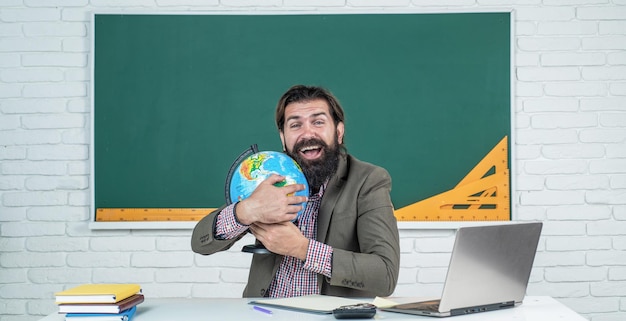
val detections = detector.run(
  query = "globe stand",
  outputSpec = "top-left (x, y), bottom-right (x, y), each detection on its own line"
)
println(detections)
top-left (225, 144), bottom-right (271, 255)
top-left (241, 244), bottom-right (271, 254)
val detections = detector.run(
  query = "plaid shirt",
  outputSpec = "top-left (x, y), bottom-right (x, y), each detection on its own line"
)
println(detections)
top-left (215, 184), bottom-right (333, 297)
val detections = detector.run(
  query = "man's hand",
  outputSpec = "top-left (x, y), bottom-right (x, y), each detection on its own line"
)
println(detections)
top-left (235, 174), bottom-right (307, 225)
top-left (249, 221), bottom-right (309, 260)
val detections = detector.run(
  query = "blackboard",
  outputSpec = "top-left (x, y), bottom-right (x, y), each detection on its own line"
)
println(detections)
top-left (93, 12), bottom-right (511, 219)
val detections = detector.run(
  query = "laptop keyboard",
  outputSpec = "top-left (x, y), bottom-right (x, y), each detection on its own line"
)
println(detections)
top-left (396, 299), bottom-right (441, 312)
top-left (416, 302), bottom-right (440, 312)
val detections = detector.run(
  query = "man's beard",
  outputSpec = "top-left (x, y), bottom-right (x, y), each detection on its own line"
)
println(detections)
top-left (287, 137), bottom-right (340, 194)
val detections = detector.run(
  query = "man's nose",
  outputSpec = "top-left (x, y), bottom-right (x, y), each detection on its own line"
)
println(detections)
top-left (301, 123), bottom-right (317, 138)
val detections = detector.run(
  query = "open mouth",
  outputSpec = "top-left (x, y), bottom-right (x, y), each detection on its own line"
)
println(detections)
top-left (299, 145), bottom-right (323, 160)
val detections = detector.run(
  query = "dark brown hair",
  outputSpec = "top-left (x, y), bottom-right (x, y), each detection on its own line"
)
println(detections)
top-left (275, 85), bottom-right (345, 132)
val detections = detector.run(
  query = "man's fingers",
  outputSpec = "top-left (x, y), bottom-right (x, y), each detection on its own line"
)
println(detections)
top-left (285, 204), bottom-right (302, 215)
top-left (288, 195), bottom-right (307, 206)
top-left (283, 183), bottom-right (306, 194)
top-left (263, 174), bottom-right (286, 185)
top-left (263, 176), bottom-right (308, 202)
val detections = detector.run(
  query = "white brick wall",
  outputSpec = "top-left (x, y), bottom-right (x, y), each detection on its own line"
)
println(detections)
top-left (0, 1), bottom-right (625, 321)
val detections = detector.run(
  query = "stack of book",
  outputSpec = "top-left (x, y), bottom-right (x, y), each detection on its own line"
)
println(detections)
top-left (55, 284), bottom-right (144, 321)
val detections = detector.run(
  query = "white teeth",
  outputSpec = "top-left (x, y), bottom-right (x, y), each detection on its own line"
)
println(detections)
top-left (300, 145), bottom-right (320, 152)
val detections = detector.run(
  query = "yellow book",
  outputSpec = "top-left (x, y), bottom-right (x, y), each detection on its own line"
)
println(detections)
top-left (55, 284), bottom-right (142, 304)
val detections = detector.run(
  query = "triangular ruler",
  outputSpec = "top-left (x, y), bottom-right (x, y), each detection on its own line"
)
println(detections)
top-left (394, 136), bottom-right (510, 221)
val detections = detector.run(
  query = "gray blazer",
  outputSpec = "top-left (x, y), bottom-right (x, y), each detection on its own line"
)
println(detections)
top-left (191, 153), bottom-right (400, 298)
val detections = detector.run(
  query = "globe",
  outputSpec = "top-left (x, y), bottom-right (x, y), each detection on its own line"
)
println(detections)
top-left (227, 151), bottom-right (309, 219)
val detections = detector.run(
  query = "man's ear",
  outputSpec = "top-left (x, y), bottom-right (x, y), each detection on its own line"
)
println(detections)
top-left (337, 122), bottom-right (345, 144)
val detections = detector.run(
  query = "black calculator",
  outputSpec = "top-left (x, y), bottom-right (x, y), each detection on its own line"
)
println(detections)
top-left (332, 303), bottom-right (377, 319)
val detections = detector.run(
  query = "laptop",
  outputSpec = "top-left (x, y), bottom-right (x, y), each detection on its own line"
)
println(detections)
top-left (383, 222), bottom-right (542, 317)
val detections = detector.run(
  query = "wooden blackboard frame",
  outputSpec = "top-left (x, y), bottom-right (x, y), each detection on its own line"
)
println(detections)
top-left (89, 10), bottom-right (515, 229)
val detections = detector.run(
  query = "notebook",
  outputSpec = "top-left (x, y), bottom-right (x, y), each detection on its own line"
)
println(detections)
top-left (383, 222), bottom-right (542, 317)
top-left (250, 295), bottom-right (368, 314)
top-left (55, 284), bottom-right (142, 304)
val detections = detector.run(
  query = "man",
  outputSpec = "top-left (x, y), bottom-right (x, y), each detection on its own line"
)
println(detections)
top-left (191, 85), bottom-right (400, 298)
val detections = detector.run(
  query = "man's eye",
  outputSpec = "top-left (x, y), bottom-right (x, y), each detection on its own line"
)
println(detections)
top-left (289, 123), bottom-right (301, 129)
top-left (313, 120), bottom-right (325, 126)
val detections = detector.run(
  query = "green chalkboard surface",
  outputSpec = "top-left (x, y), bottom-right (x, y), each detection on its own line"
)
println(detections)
top-left (93, 12), bottom-right (511, 218)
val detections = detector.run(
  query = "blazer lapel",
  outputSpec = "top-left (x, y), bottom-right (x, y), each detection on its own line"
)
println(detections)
top-left (316, 153), bottom-right (348, 243)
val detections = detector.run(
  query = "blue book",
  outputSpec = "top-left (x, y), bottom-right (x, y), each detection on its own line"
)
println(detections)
top-left (65, 306), bottom-right (136, 321)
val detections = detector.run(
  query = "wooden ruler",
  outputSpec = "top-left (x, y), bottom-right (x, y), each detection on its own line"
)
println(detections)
top-left (99, 137), bottom-right (509, 222)
top-left (96, 208), bottom-right (214, 222)
top-left (394, 136), bottom-right (510, 221)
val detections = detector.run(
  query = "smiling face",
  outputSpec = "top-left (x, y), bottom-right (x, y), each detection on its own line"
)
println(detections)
top-left (280, 99), bottom-right (344, 159)
top-left (279, 98), bottom-right (345, 191)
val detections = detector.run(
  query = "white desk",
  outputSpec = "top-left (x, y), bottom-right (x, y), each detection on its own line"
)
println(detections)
top-left (39, 296), bottom-right (586, 321)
